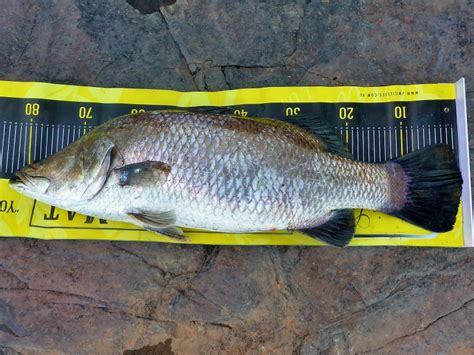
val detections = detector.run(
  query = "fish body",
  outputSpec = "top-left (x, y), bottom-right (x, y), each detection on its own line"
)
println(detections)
top-left (77, 112), bottom-right (394, 230)
top-left (9, 111), bottom-right (462, 246)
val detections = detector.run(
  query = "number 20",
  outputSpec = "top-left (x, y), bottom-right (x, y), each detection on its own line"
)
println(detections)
top-left (339, 107), bottom-right (354, 120)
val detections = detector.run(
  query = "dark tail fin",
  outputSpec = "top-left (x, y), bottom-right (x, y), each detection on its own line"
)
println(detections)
top-left (388, 144), bottom-right (462, 232)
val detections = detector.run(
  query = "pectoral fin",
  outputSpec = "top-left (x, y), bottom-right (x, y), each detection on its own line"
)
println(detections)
top-left (127, 211), bottom-right (187, 241)
top-left (114, 161), bottom-right (171, 186)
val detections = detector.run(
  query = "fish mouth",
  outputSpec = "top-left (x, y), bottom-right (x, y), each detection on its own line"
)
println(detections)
top-left (9, 171), bottom-right (28, 187)
top-left (9, 171), bottom-right (50, 193)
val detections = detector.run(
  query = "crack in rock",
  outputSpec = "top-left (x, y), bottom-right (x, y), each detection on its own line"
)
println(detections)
top-left (157, 8), bottom-right (198, 89)
top-left (191, 320), bottom-right (233, 330)
top-left (16, 5), bottom-right (40, 64)
top-left (288, 0), bottom-right (310, 64)
top-left (45, 301), bottom-right (177, 330)
top-left (0, 265), bottom-right (29, 288)
top-left (220, 66), bottom-right (231, 89)
top-left (0, 286), bottom-right (120, 311)
top-left (110, 242), bottom-right (168, 279)
top-left (212, 64), bottom-right (343, 86)
top-left (0, 323), bottom-right (27, 338)
top-left (361, 297), bottom-right (474, 353)
top-left (295, 64), bottom-right (345, 85)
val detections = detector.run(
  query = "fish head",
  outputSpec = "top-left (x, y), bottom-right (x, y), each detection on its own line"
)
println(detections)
top-left (9, 130), bottom-right (114, 206)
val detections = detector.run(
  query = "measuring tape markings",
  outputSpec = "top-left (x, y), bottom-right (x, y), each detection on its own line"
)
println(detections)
top-left (0, 122), bottom-right (5, 172)
top-left (0, 120), bottom-right (458, 173)
top-left (0, 98), bottom-right (459, 172)
top-left (0, 95), bottom-right (462, 244)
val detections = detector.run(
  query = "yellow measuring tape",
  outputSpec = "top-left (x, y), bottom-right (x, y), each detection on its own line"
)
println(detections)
top-left (0, 81), bottom-right (465, 246)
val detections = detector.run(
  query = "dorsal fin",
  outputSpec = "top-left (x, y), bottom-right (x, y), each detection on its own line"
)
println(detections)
top-left (185, 106), bottom-right (235, 115)
top-left (173, 108), bottom-right (352, 158)
top-left (282, 114), bottom-right (352, 158)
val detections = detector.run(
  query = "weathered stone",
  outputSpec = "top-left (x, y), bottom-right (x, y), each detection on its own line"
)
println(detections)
top-left (0, 0), bottom-right (194, 90)
top-left (295, 1), bottom-right (474, 87)
top-left (160, 1), bottom-right (305, 67)
top-left (0, 0), bottom-right (473, 353)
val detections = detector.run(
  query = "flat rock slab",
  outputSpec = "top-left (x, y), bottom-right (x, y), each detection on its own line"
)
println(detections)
top-left (0, 1), bottom-right (473, 353)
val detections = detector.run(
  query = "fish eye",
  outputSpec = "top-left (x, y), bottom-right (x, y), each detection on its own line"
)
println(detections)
top-left (31, 161), bottom-right (39, 169)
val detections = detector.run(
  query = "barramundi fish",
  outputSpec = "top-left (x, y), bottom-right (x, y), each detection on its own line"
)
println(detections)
top-left (9, 111), bottom-right (462, 246)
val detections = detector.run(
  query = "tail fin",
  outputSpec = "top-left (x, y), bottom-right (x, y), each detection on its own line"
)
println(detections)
top-left (388, 144), bottom-right (462, 232)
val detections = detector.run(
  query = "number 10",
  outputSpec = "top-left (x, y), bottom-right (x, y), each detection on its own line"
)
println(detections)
top-left (394, 106), bottom-right (407, 119)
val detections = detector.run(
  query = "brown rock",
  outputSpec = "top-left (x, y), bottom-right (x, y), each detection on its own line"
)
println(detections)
top-left (0, 0), bottom-right (473, 353)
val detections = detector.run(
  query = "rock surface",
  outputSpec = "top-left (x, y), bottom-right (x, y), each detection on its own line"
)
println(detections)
top-left (0, 0), bottom-right (473, 353)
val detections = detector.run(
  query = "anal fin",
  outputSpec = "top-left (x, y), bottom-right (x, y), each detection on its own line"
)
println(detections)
top-left (299, 209), bottom-right (355, 247)
top-left (157, 226), bottom-right (187, 240)
top-left (127, 211), bottom-right (187, 241)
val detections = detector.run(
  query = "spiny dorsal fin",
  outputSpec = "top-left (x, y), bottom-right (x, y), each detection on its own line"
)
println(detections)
top-left (299, 209), bottom-right (355, 247)
top-left (168, 109), bottom-right (352, 158)
top-left (283, 114), bottom-right (352, 158)
top-left (185, 106), bottom-right (235, 115)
